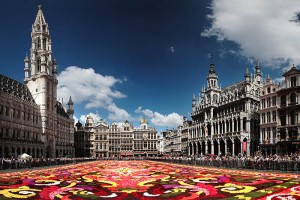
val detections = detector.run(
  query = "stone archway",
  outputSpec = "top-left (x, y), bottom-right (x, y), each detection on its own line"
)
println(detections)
top-left (46, 145), bottom-right (51, 158)
top-left (193, 142), bottom-right (197, 156)
top-left (4, 147), bottom-right (9, 158)
top-left (234, 137), bottom-right (241, 156)
top-left (188, 143), bottom-right (192, 156)
top-left (10, 147), bottom-right (15, 158)
top-left (201, 141), bottom-right (205, 155)
top-left (32, 148), bottom-right (36, 158)
top-left (17, 147), bottom-right (21, 156)
top-left (197, 141), bottom-right (201, 156)
top-left (227, 138), bottom-right (233, 156)
top-left (220, 139), bottom-right (225, 156)
top-left (207, 140), bottom-right (211, 154)
top-left (213, 140), bottom-right (219, 155)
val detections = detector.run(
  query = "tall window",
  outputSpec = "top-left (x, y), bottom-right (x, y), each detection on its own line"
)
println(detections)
top-left (280, 111), bottom-right (286, 126)
top-left (267, 127), bottom-right (271, 140)
top-left (272, 127), bottom-right (276, 143)
top-left (262, 113), bottom-right (266, 123)
top-left (262, 99), bottom-right (266, 109)
top-left (37, 38), bottom-right (41, 49)
top-left (290, 93), bottom-right (296, 104)
top-left (37, 58), bottom-right (41, 72)
top-left (272, 96), bottom-right (276, 106)
top-left (262, 128), bottom-right (265, 140)
top-left (272, 111), bottom-right (277, 122)
top-left (291, 76), bottom-right (296, 87)
top-left (267, 97), bottom-right (271, 107)
top-left (280, 95), bottom-right (286, 106)
top-left (290, 111), bottom-right (296, 125)
top-left (267, 112), bottom-right (271, 123)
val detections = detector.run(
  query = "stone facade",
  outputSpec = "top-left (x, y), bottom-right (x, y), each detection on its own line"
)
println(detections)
top-left (75, 117), bottom-right (158, 158)
top-left (0, 6), bottom-right (74, 158)
top-left (188, 63), bottom-right (262, 156)
top-left (276, 66), bottom-right (300, 154)
top-left (179, 116), bottom-right (192, 156)
top-left (259, 75), bottom-right (279, 154)
top-left (132, 118), bottom-right (158, 157)
top-left (163, 129), bottom-right (182, 156)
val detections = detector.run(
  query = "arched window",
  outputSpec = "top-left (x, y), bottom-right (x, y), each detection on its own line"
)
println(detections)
top-left (207, 95), bottom-right (211, 104)
top-left (37, 38), bottom-right (41, 49)
top-left (37, 58), bottom-right (41, 72)
top-left (290, 93), bottom-right (296, 104)
top-left (43, 38), bottom-right (47, 50)
top-left (213, 94), bottom-right (218, 104)
top-left (280, 95), bottom-right (286, 106)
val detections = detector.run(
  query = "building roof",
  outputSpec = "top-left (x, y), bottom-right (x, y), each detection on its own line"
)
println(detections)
top-left (0, 74), bottom-right (36, 103)
top-left (282, 65), bottom-right (300, 77)
top-left (56, 101), bottom-right (69, 118)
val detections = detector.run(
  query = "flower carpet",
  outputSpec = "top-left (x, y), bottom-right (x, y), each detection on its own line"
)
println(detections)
top-left (0, 161), bottom-right (299, 200)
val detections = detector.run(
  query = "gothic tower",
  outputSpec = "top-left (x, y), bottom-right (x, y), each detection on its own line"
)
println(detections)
top-left (67, 96), bottom-right (74, 119)
top-left (244, 66), bottom-right (251, 93)
top-left (206, 64), bottom-right (219, 90)
top-left (24, 5), bottom-right (58, 154)
top-left (255, 60), bottom-right (262, 84)
top-left (205, 63), bottom-right (220, 107)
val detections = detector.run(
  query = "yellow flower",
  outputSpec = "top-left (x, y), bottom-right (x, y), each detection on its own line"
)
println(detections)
top-left (0, 186), bottom-right (40, 199)
top-left (216, 183), bottom-right (256, 194)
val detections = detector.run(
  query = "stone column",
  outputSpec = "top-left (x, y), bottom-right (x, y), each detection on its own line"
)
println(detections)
top-left (218, 140), bottom-right (220, 155)
top-left (224, 141), bottom-right (227, 155)
top-left (240, 118), bottom-right (243, 131)
top-left (247, 141), bottom-right (250, 156)
top-left (191, 144), bottom-right (194, 155)
top-left (232, 140), bottom-right (235, 156)
top-left (241, 140), bottom-right (244, 155)
top-left (211, 123), bottom-right (214, 136)
top-left (205, 141), bottom-right (208, 154)
top-left (211, 142), bottom-right (214, 155)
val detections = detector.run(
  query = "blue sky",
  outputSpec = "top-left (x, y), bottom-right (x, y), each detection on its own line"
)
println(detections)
top-left (1, 0), bottom-right (300, 132)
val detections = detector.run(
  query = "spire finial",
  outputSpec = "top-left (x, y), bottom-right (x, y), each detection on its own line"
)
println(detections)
top-left (245, 65), bottom-right (250, 77)
top-left (24, 52), bottom-right (29, 61)
top-left (68, 96), bottom-right (73, 103)
top-left (38, 5), bottom-right (42, 10)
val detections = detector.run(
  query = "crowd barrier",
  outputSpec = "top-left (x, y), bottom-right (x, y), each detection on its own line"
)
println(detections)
top-left (1, 157), bottom-right (299, 173)
top-left (0, 158), bottom-right (96, 171)
top-left (149, 158), bottom-right (300, 173)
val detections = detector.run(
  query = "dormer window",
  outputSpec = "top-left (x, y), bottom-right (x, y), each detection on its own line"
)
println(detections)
top-left (291, 76), bottom-right (296, 87)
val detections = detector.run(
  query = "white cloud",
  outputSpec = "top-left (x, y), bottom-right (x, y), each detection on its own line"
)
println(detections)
top-left (273, 77), bottom-right (285, 84)
top-left (57, 66), bottom-right (126, 109)
top-left (201, 0), bottom-right (300, 69)
top-left (79, 112), bottom-right (102, 124)
top-left (107, 103), bottom-right (132, 122)
top-left (135, 106), bottom-right (183, 128)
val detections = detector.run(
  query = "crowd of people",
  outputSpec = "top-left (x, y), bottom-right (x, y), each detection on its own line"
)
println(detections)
top-left (1, 152), bottom-right (299, 172)
top-left (0, 157), bottom-right (96, 170)
top-left (149, 152), bottom-right (300, 172)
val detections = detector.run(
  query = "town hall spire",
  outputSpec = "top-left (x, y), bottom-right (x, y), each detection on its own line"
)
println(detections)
top-left (24, 5), bottom-right (56, 78)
